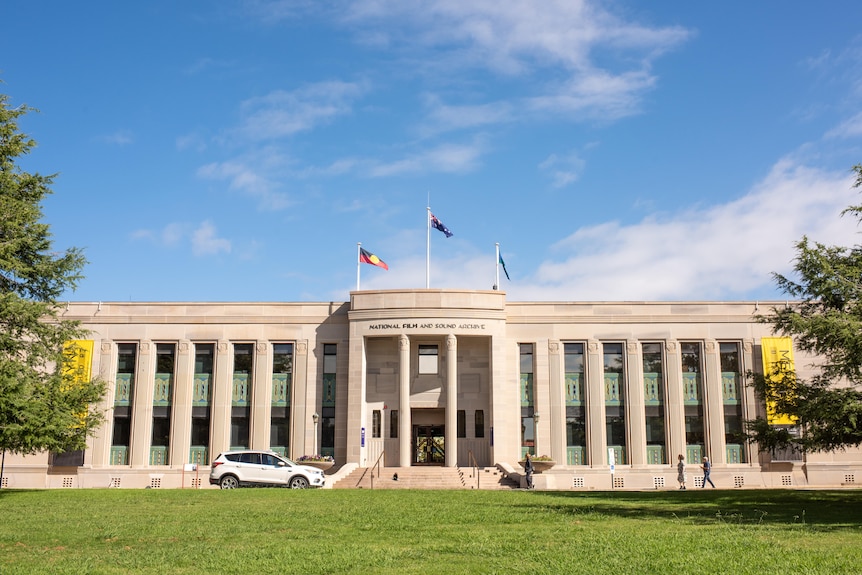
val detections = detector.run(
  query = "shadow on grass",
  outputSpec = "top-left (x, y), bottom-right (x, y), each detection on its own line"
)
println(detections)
top-left (526, 489), bottom-right (862, 530)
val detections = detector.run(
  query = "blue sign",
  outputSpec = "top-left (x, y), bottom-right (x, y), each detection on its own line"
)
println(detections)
top-left (361, 427), bottom-right (365, 447)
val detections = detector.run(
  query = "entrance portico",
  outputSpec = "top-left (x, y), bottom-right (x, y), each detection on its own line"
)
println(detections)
top-left (346, 289), bottom-right (508, 469)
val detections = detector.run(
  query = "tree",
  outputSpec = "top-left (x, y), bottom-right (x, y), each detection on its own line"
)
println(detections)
top-left (0, 91), bottom-right (106, 461)
top-left (748, 164), bottom-right (862, 453)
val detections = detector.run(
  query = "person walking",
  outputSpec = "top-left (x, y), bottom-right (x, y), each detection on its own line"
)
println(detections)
top-left (524, 453), bottom-right (534, 489)
top-left (677, 454), bottom-right (686, 490)
top-left (701, 456), bottom-right (716, 488)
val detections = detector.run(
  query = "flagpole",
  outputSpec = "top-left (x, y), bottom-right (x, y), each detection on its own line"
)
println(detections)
top-left (495, 243), bottom-right (500, 290)
top-left (426, 206), bottom-right (431, 289)
top-left (356, 242), bottom-right (362, 291)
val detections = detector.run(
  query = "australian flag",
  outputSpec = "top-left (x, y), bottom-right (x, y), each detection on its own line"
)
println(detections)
top-left (430, 213), bottom-right (453, 237)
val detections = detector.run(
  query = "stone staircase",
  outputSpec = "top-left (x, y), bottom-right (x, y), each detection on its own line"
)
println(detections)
top-left (331, 465), bottom-right (519, 490)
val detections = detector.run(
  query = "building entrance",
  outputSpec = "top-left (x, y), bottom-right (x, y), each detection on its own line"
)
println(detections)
top-left (413, 425), bottom-right (445, 465)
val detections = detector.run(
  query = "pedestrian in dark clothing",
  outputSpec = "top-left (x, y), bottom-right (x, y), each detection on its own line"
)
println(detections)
top-left (701, 456), bottom-right (716, 488)
top-left (524, 453), bottom-right (534, 489)
top-left (677, 454), bottom-right (686, 489)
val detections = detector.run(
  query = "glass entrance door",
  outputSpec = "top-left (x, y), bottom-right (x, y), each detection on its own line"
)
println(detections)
top-left (414, 425), bottom-right (445, 465)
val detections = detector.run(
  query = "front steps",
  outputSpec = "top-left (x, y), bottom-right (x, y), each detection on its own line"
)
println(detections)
top-left (331, 465), bottom-right (518, 490)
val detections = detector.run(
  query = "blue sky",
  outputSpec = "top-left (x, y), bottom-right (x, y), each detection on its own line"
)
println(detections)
top-left (4, 1), bottom-right (862, 303)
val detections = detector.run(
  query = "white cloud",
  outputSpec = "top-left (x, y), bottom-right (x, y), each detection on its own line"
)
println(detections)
top-left (515, 160), bottom-right (861, 301)
top-left (99, 130), bottom-right (133, 146)
top-left (369, 140), bottom-right (485, 177)
top-left (825, 111), bottom-right (862, 139)
top-left (192, 221), bottom-right (232, 256)
top-left (539, 151), bottom-right (587, 189)
top-left (237, 81), bottom-right (366, 141)
top-left (197, 156), bottom-right (292, 210)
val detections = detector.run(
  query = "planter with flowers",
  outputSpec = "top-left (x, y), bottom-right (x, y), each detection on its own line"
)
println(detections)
top-left (518, 455), bottom-right (556, 473)
top-left (297, 454), bottom-right (335, 471)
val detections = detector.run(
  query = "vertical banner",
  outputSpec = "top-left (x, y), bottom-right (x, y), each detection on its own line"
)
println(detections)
top-left (63, 340), bottom-right (94, 385)
top-left (760, 336), bottom-right (797, 425)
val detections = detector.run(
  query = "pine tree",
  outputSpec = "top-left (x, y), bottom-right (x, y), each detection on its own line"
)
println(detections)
top-left (0, 92), bottom-right (106, 459)
top-left (748, 164), bottom-right (862, 453)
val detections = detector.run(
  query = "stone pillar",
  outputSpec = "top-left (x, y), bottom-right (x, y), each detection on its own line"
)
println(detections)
top-left (626, 340), bottom-right (647, 467)
top-left (250, 342), bottom-right (271, 450)
top-left (665, 340), bottom-right (685, 463)
top-left (170, 340), bottom-right (193, 467)
top-left (290, 341), bottom-right (309, 460)
top-left (741, 339), bottom-right (757, 466)
top-left (91, 340), bottom-right (116, 466)
top-left (398, 334), bottom-right (411, 467)
top-left (704, 340), bottom-right (726, 463)
top-left (548, 340), bottom-right (566, 464)
top-left (445, 334), bottom-right (458, 467)
top-left (210, 341), bottom-right (232, 458)
top-left (586, 340), bottom-right (606, 466)
top-left (130, 341), bottom-right (154, 467)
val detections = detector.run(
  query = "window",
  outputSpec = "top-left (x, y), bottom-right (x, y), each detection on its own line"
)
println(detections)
top-left (372, 410), bottom-right (382, 438)
top-left (457, 410), bottom-right (466, 438)
top-left (390, 410), bottom-right (398, 438)
top-left (681, 342), bottom-right (705, 460)
top-left (603, 343), bottom-right (627, 464)
top-left (151, 343), bottom-right (175, 465)
top-left (720, 342), bottom-right (746, 463)
top-left (565, 343), bottom-right (586, 465)
top-left (642, 342), bottom-right (667, 464)
top-left (231, 344), bottom-right (253, 449)
top-left (474, 410), bottom-right (485, 438)
top-left (111, 343), bottom-right (137, 465)
top-left (271, 343), bottom-right (293, 455)
top-left (190, 343), bottom-right (214, 465)
top-left (520, 344), bottom-right (535, 457)
top-left (418, 344), bottom-right (439, 375)
top-left (321, 344), bottom-right (337, 456)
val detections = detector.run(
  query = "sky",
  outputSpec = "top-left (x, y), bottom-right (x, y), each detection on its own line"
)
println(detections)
top-left (3, 1), bottom-right (862, 304)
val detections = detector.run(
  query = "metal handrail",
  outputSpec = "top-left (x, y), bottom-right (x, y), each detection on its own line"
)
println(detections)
top-left (467, 449), bottom-right (480, 490)
top-left (369, 450), bottom-right (385, 490)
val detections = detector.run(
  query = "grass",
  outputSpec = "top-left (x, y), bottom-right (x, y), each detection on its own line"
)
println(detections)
top-left (1, 488), bottom-right (861, 574)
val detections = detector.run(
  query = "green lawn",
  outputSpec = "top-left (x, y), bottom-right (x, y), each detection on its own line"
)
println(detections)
top-left (1, 488), bottom-right (861, 574)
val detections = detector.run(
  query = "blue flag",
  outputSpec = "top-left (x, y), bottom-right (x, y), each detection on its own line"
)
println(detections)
top-left (499, 253), bottom-right (510, 281)
top-left (430, 213), bottom-right (453, 238)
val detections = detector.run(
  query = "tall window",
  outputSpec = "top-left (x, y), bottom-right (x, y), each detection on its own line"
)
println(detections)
top-left (321, 344), bottom-right (337, 457)
top-left (457, 410), bottom-right (466, 438)
top-left (111, 343), bottom-right (137, 465)
top-left (474, 410), bottom-right (485, 438)
top-left (603, 343), bottom-right (627, 464)
top-left (231, 343), bottom-right (253, 449)
top-left (418, 344), bottom-right (439, 375)
top-left (190, 343), bottom-right (213, 465)
top-left (520, 343), bottom-right (535, 458)
top-left (372, 410), bottom-right (382, 438)
top-left (390, 410), bottom-right (398, 439)
top-left (564, 343), bottom-right (586, 465)
top-left (151, 343), bottom-right (175, 465)
top-left (720, 342), bottom-right (746, 463)
top-left (642, 342), bottom-right (667, 464)
top-left (681, 342), bottom-right (705, 462)
top-left (270, 343), bottom-right (293, 456)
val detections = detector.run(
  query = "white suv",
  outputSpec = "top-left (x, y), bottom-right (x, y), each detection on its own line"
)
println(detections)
top-left (209, 450), bottom-right (326, 489)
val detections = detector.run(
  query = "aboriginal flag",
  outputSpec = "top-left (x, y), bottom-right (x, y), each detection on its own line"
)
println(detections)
top-left (359, 248), bottom-right (388, 270)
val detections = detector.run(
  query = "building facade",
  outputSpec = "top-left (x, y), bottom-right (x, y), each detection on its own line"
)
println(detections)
top-left (3, 289), bottom-right (860, 490)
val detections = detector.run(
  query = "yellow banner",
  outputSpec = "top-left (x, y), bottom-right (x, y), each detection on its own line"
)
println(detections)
top-left (63, 340), bottom-right (94, 385)
top-left (760, 336), bottom-right (797, 425)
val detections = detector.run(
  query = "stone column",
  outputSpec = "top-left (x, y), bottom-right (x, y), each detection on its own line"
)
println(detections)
top-left (665, 340), bottom-right (685, 463)
top-left (586, 340), bottom-right (606, 466)
top-left (626, 340), bottom-right (647, 467)
top-left (289, 340), bottom-right (309, 460)
top-left (250, 342), bottom-right (271, 450)
top-left (210, 341), bottom-right (232, 458)
top-left (741, 339), bottom-right (757, 466)
top-left (704, 340), bottom-right (726, 463)
top-left (398, 334), bottom-right (411, 467)
top-left (91, 340), bottom-right (116, 466)
top-left (445, 334), bottom-right (458, 467)
top-left (129, 341), bottom-right (154, 467)
top-left (170, 340), bottom-right (193, 467)
top-left (548, 341), bottom-right (566, 464)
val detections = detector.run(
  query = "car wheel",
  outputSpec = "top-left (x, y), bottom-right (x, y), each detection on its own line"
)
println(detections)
top-left (289, 476), bottom-right (309, 489)
top-left (219, 475), bottom-right (240, 489)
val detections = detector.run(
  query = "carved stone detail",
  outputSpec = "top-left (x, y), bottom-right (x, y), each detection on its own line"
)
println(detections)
top-left (548, 341), bottom-right (559, 355)
top-left (257, 342), bottom-right (267, 354)
top-left (297, 341), bottom-right (308, 355)
top-left (665, 341), bottom-right (677, 353)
